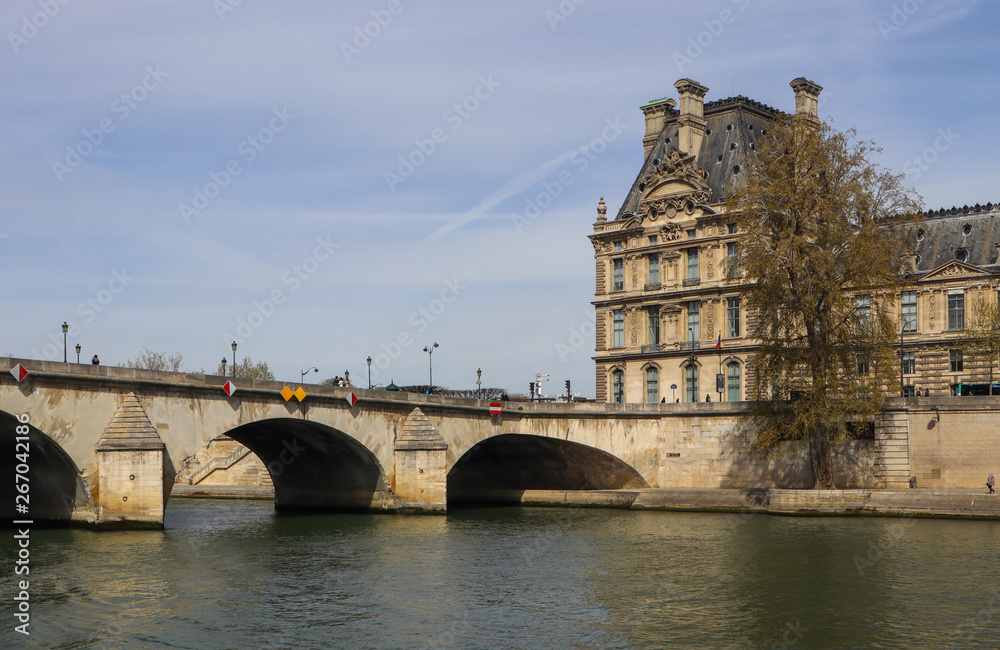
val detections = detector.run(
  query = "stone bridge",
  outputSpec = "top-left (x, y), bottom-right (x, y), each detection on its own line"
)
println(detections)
top-left (1, 358), bottom-right (680, 527)
top-left (4, 358), bottom-right (990, 529)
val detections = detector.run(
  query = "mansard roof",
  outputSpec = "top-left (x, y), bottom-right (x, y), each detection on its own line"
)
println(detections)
top-left (615, 96), bottom-right (781, 221)
top-left (914, 203), bottom-right (1000, 272)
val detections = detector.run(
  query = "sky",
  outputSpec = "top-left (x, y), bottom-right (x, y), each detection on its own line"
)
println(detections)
top-left (2, 0), bottom-right (998, 397)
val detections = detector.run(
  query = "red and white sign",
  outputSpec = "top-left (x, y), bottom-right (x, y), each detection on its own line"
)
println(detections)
top-left (489, 402), bottom-right (501, 415)
top-left (10, 364), bottom-right (28, 382)
top-left (222, 380), bottom-right (237, 396)
top-left (346, 391), bottom-right (359, 406)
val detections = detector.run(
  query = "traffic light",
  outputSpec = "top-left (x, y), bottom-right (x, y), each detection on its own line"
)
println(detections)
top-left (565, 379), bottom-right (572, 402)
top-left (565, 379), bottom-right (571, 392)
top-left (529, 382), bottom-right (536, 399)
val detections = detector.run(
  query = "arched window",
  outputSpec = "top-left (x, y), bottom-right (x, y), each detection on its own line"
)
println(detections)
top-left (727, 362), bottom-right (741, 402)
top-left (685, 364), bottom-right (698, 403)
top-left (612, 369), bottom-right (625, 403)
top-left (646, 367), bottom-right (659, 404)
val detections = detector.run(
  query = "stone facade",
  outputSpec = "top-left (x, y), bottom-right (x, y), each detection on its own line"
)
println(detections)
top-left (593, 77), bottom-right (1000, 405)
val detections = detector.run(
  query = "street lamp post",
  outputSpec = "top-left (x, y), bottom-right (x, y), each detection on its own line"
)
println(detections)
top-left (75, 343), bottom-right (81, 364)
top-left (62, 322), bottom-right (68, 363)
top-left (221, 358), bottom-right (227, 376)
top-left (477, 368), bottom-right (482, 399)
top-left (231, 341), bottom-right (237, 377)
top-left (367, 356), bottom-right (372, 389)
top-left (344, 370), bottom-right (350, 387)
top-left (301, 366), bottom-right (318, 382)
top-left (423, 342), bottom-right (438, 393)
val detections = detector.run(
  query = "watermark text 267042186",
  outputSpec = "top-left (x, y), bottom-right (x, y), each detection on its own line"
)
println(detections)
top-left (12, 412), bottom-right (33, 636)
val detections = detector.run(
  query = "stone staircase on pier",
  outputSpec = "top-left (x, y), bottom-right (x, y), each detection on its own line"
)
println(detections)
top-left (874, 409), bottom-right (910, 488)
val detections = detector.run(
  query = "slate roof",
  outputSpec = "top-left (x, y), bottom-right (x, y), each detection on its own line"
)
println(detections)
top-left (914, 203), bottom-right (1000, 272)
top-left (615, 96), bottom-right (781, 220)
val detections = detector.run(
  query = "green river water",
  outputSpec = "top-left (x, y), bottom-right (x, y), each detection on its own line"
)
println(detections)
top-left (2, 499), bottom-right (999, 648)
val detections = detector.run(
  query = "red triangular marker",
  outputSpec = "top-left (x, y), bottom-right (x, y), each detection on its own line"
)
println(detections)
top-left (10, 364), bottom-right (28, 382)
top-left (346, 392), bottom-right (358, 406)
top-left (222, 380), bottom-right (237, 396)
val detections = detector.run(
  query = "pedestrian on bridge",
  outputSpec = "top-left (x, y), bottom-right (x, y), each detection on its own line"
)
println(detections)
top-left (988, 473), bottom-right (995, 494)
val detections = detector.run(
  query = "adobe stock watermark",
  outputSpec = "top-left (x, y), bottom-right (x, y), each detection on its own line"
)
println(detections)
top-left (954, 588), bottom-right (1000, 643)
top-left (213, 0), bottom-right (245, 21)
top-left (31, 268), bottom-right (135, 361)
top-left (223, 237), bottom-right (338, 345)
top-left (853, 515), bottom-right (916, 577)
top-left (902, 127), bottom-right (960, 182)
top-left (179, 107), bottom-right (295, 223)
top-left (877, 0), bottom-right (928, 41)
top-left (769, 620), bottom-right (807, 650)
top-left (8, 0), bottom-right (72, 54)
top-left (672, 0), bottom-right (752, 73)
top-left (52, 65), bottom-right (169, 182)
top-left (555, 310), bottom-right (597, 362)
top-left (368, 278), bottom-right (467, 383)
top-left (545, 0), bottom-right (586, 31)
top-left (510, 117), bottom-right (627, 234)
top-left (384, 75), bottom-right (501, 192)
top-left (340, 0), bottom-right (407, 63)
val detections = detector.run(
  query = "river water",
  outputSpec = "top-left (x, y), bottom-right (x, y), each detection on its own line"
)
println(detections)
top-left (2, 499), bottom-right (999, 648)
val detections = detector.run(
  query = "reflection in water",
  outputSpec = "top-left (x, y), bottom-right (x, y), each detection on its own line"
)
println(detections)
top-left (2, 500), bottom-right (999, 648)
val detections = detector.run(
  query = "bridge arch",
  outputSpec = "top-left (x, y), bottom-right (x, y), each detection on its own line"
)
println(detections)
top-left (447, 433), bottom-right (649, 507)
top-left (1, 410), bottom-right (91, 525)
top-left (221, 418), bottom-right (392, 513)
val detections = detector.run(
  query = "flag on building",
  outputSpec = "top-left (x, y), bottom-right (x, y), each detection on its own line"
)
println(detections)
top-left (715, 333), bottom-right (721, 350)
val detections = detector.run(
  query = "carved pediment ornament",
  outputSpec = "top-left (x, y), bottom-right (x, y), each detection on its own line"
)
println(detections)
top-left (659, 223), bottom-right (683, 241)
top-left (642, 193), bottom-right (712, 221)
top-left (592, 240), bottom-right (611, 255)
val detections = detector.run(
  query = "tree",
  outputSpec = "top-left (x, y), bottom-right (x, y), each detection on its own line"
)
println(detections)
top-left (727, 116), bottom-right (922, 489)
top-left (959, 296), bottom-right (1000, 394)
top-left (125, 348), bottom-right (185, 372)
top-left (215, 357), bottom-right (274, 380)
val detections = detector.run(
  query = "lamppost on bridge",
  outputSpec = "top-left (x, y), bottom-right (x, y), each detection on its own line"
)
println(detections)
top-left (423, 342), bottom-right (438, 393)
top-left (301, 366), bottom-right (318, 382)
top-left (221, 358), bottom-right (227, 376)
top-left (344, 369), bottom-right (350, 387)
top-left (62, 322), bottom-right (68, 363)
top-left (477, 367), bottom-right (482, 399)
top-left (75, 343), bottom-right (81, 364)
top-left (367, 356), bottom-right (372, 389)
top-left (231, 341), bottom-right (237, 377)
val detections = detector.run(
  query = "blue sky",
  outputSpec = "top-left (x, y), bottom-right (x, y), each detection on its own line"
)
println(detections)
top-left (2, 0), bottom-right (997, 396)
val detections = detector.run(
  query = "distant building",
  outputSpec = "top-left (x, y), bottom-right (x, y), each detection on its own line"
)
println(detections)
top-left (591, 77), bottom-right (1000, 403)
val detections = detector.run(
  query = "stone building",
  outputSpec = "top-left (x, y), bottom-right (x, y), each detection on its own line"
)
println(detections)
top-left (591, 77), bottom-right (1000, 403)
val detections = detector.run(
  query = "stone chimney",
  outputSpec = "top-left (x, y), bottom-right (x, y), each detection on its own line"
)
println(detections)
top-left (673, 79), bottom-right (709, 160)
top-left (640, 98), bottom-right (677, 159)
top-left (790, 77), bottom-right (823, 123)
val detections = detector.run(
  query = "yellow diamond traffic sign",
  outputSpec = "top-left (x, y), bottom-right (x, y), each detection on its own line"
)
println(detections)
top-left (280, 386), bottom-right (294, 401)
top-left (294, 387), bottom-right (307, 402)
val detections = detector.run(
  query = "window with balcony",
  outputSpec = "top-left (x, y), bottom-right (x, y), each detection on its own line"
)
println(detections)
top-left (686, 247), bottom-right (699, 280)
top-left (648, 307), bottom-right (659, 345)
top-left (612, 370), bottom-right (624, 403)
top-left (648, 254), bottom-right (659, 285)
